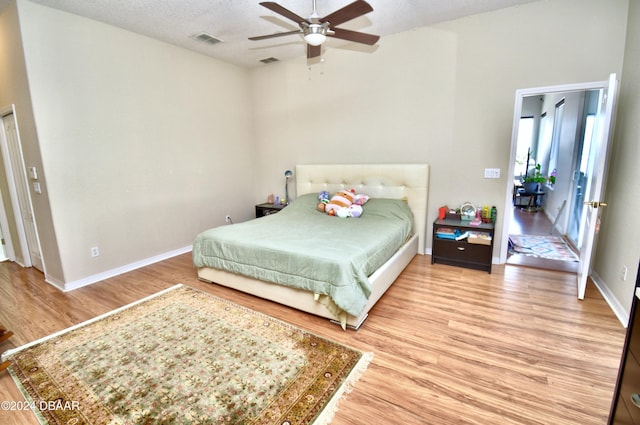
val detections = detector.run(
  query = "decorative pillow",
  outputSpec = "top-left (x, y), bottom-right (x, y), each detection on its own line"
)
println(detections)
top-left (325, 189), bottom-right (355, 215)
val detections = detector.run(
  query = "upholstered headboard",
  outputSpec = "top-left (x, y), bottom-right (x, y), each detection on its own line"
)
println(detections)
top-left (296, 164), bottom-right (429, 254)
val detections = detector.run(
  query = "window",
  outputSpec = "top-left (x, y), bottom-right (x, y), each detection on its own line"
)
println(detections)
top-left (580, 114), bottom-right (595, 174)
top-left (547, 99), bottom-right (565, 179)
top-left (514, 116), bottom-right (534, 177)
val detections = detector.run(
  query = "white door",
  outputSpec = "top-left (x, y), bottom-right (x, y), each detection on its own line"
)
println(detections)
top-left (576, 74), bottom-right (618, 299)
top-left (1, 112), bottom-right (44, 271)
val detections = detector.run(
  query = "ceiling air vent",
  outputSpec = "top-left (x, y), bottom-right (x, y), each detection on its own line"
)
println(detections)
top-left (259, 57), bottom-right (280, 64)
top-left (192, 32), bottom-right (222, 45)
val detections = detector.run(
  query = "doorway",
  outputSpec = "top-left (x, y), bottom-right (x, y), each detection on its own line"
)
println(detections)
top-left (500, 76), bottom-right (618, 295)
top-left (0, 107), bottom-right (44, 272)
top-left (506, 90), bottom-right (596, 273)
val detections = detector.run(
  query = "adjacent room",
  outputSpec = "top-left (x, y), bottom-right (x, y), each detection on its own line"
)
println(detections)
top-left (0, 0), bottom-right (638, 423)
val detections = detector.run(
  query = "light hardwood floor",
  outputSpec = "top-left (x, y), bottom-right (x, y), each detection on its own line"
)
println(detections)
top-left (0, 254), bottom-right (626, 424)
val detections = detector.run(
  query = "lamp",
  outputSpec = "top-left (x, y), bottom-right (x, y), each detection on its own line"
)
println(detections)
top-left (284, 170), bottom-right (293, 205)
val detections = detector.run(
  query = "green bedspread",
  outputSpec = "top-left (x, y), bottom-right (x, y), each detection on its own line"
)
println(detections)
top-left (192, 193), bottom-right (414, 317)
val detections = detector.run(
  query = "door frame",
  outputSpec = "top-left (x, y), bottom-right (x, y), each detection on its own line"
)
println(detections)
top-left (500, 78), bottom-right (613, 266)
top-left (0, 104), bottom-right (43, 270)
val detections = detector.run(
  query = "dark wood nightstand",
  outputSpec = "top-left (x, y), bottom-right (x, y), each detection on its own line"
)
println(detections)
top-left (255, 203), bottom-right (286, 218)
top-left (431, 218), bottom-right (494, 273)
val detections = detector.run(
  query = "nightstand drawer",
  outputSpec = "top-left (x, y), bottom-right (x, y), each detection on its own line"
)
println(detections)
top-left (433, 239), bottom-right (491, 263)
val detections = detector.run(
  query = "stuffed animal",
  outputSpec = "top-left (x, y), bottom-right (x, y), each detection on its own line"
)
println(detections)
top-left (349, 204), bottom-right (363, 217)
top-left (353, 194), bottom-right (370, 206)
top-left (325, 189), bottom-right (355, 216)
top-left (335, 204), bottom-right (363, 218)
top-left (316, 190), bottom-right (330, 212)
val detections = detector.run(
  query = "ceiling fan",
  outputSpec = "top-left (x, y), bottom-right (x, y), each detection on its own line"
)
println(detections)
top-left (249, 0), bottom-right (379, 59)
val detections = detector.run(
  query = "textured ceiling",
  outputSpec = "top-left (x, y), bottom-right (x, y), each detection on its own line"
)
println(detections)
top-left (19, 0), bottom-right (538, 68)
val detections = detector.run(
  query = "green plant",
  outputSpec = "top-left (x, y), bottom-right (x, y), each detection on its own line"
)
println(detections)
top-left (523, 163), bottom-right (547, 184)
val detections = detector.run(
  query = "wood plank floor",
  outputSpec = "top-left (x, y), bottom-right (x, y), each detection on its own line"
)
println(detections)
top-left (0, 254), bottom-right (626, 424)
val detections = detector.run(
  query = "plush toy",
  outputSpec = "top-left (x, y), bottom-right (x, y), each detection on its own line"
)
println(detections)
top-left (349, 204), bottom-right (363, 217)
top-left (318, 190), bottom-right (330, 202)
top-left (334, 204), bottom-right (363, 218)
top-left (336, 207), bottom-right (350, 218)
top-left (325, 189), bottom-right (355, 215)
top-left (316, 190), bottom-right (330, 212)
top-left (353, 194), bottom-right (370, 206)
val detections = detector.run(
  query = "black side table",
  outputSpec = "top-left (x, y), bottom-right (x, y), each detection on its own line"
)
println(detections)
top-left (255, 203), bottom-right (286, 218)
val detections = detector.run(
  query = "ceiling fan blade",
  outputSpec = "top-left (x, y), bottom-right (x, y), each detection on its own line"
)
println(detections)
top-left (328, 27), bottom-right (379, 45)
top-left (320, 0), bottom-right (373, 27)
top-left (249, 30), bottom-right (302, 41)
top-left (259, 2), bottom-right (307, 24)
top-left (307, 44), bottom-right (321, 58)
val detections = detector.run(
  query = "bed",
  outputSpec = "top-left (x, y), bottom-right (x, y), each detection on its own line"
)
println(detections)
top-left (193, 164), bottom-right (429, 329)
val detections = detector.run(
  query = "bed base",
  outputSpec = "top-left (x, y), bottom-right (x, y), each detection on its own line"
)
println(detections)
top-left (197, 233), bottom-right (418, 330)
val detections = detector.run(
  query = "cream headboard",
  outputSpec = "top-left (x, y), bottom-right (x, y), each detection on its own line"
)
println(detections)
top-left (296, 164), bottom-right (429, 254)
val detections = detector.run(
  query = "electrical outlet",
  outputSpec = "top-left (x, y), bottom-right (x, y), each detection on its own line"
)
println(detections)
top-left (622, 265), bottom-right (628, 281)
top-left (225, 214), bottom-right (232, 224)
top-left (90, 246), bottom-right (100, 257)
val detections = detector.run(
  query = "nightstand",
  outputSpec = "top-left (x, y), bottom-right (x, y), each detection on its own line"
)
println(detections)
top-left (255, 203), bottom-right (286, 218)
top-left (431, 218), bottom-right (494, 273)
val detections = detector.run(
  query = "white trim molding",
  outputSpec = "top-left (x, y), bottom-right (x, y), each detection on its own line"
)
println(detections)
top-left (591, 270), bottom-right (629, 327)
top-left (53, 245), bottom-right (193, 292)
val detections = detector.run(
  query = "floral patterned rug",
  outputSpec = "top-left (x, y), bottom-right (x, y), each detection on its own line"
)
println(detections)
top-left (2, 284), bottom-right (371, 424)
top-left (509, 234), bottom-right (579, 262)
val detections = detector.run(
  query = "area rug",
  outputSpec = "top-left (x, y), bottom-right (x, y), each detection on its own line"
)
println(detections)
top-left (509, 234), bottom-right (579, 262)
top-left (1, 284), bottom-right (372, 425)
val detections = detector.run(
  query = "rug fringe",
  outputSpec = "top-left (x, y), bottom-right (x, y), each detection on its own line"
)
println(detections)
top-left (1, 284), bottom-right (184, 362)
top-left (312, 352), bottom-right (374, 425)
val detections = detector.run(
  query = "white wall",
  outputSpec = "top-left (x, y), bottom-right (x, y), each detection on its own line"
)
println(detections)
top-left (249, 25), bottom-right (457, 213)
top-left (16, 0), bottom-right (256, 286)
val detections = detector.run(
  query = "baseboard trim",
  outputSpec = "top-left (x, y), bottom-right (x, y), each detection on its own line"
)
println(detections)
top-left (57, 246), bottom-right (193, 292)
top-left (591, 270), bottom-right (629, 327)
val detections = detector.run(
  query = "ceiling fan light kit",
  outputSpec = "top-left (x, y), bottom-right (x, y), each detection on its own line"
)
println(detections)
top-left (250, 0), bottom-right (379, 59)
top-left (302, 23), bottom-right (330, 46)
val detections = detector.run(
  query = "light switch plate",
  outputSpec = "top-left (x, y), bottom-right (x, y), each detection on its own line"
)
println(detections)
top-left (484, 168), bottom-right (501, 178)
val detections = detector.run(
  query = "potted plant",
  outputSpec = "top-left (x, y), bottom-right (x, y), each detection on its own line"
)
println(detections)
top-left (522, 163), bottom-right (547, 192)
